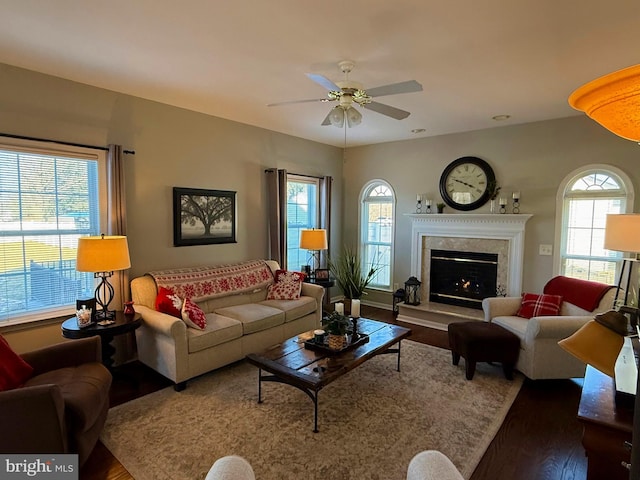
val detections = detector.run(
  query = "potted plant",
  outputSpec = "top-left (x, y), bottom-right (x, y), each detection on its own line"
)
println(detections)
top-left (322, 311), bottom-right (351, 350)
top-left (328, 246), bottom-right (380, 312)
top-left (436, 202), bottom-right (445, 214)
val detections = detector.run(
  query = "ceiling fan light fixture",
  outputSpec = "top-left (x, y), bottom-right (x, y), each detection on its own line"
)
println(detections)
top-left (345, 106), bottom-right (362, 127)
top-left (328, 106), bottom-right (345, 127)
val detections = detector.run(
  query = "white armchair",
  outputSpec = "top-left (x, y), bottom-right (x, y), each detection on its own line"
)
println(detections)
top-left (482, 276), bottom-right (616, 380)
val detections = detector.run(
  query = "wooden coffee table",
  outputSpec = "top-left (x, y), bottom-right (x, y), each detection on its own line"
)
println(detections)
top-left (246, 318), bottom-right (411, 432)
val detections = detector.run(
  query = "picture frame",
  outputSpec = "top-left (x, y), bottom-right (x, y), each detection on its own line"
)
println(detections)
top-left (314, 268), bottom-right (330, 280)
top-left (173, 187), bottom-right (237, 246)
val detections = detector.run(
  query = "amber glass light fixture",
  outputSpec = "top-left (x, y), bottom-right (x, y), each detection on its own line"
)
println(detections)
top-left (568, 64), bottom-right (640, 142)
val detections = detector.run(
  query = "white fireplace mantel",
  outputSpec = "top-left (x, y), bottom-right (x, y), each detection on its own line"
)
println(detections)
top-left (405, 213), bottom-right (532, 297)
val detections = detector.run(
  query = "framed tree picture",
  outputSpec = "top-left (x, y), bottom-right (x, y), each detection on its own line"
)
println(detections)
top-left (173, 187), bottom-right (237, 246)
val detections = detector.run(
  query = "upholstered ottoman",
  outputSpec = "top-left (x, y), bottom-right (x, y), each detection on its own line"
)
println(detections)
top-left (448, 321), bottom-right (520, 380)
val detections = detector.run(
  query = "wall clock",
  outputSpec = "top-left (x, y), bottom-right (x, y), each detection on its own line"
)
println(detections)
top-left (439, 156), bottom-right (496, 211)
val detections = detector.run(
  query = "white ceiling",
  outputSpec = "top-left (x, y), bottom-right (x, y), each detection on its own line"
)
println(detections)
top-left (1, 0), bottom-right (639, 147)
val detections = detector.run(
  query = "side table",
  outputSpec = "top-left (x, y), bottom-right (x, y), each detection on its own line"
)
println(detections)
top-left (61, 311), bottom-right (142, 369)
top-left (578, 366), bottom-right (633, 480)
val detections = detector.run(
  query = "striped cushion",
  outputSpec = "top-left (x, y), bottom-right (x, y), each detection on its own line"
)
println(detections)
top-left (516, 293), bottom-right (563, 319)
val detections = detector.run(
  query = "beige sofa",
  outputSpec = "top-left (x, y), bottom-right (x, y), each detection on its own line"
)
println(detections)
top-left (130, 260), bottom-right (323, 390)
top-left (482, 277), bottom-right (615, 380)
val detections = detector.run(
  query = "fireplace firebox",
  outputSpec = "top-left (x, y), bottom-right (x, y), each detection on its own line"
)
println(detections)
top-left (429, 249), bottom-right (498, 310)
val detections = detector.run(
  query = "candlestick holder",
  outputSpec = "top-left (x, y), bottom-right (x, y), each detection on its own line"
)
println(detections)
top-left (416, 199), bottom-right (422, 214)
top-left (512, 197), bottom-right (520, 214)
top-left (499, 201), bottom-right (507, 214)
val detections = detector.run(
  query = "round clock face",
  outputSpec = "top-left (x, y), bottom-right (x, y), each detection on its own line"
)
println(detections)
top-left (439, 157), bottom-right (496, 211)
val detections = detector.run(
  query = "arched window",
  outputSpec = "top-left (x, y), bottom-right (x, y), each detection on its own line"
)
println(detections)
top-left (360, 180), bottom-right (395, 290)
top-left (556, 165), bottom-right (634, 284)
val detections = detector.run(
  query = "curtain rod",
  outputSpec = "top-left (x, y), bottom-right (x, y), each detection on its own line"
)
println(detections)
top-left (0, 132), bottom-right (135, 155)
top-left (264, 169), bottom-right (323, 180)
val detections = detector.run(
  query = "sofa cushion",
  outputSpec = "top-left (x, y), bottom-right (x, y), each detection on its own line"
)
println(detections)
top-left (266, 270), bottom-right (305, 300)
top-left (214, 304), bottom-right (285, 335)
top-left (0, 335), bottom-right (34, 391)
top-left (260, 296), bottom-right (316, 323)
top-left (516, 293), bottom-right (563, 319)
top-left (24, 363), bottom-right (111, 433)
top-left (155, 287), bottom-right (183, 318)
top-left (182, 298), bottom-right (207, 330)
top-left (187, 314), bottom-right (243, 353)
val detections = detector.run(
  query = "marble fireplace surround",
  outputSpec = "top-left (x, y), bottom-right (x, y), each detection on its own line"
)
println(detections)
top-left (406, 214), bottom-right (532, 302)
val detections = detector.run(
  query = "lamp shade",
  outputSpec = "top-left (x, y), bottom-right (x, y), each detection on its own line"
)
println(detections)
top-left (76, 235), bottom-right (131, 272)
top-left (558, 319), bottom-right (624, 378)
top-left (568, 64), bottom-right (640, 142)
top-left (299, 229), bottom-right (328, 251)
top-left (604, 214), bottom-right (640, 253)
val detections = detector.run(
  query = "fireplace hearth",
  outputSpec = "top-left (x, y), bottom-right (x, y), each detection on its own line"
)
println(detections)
top-left (429, 249), bottom-right (498, 310)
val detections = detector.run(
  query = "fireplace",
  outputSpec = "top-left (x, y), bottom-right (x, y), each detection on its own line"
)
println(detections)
top-left (429, 249), bottom-right (498, 310)
top-left (399, 214), bottom-right (532, 329)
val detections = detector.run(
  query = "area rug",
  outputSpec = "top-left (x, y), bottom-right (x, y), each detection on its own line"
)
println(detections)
top-left (100, 341), bottom-right (522, 480)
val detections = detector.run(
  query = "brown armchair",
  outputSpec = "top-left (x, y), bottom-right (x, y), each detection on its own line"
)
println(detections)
top-left (0, 336), bottom-right (112, 466)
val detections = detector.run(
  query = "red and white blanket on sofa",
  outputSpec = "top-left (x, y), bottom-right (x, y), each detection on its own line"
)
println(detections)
top-left (148, 260), bottom-right (274, 300)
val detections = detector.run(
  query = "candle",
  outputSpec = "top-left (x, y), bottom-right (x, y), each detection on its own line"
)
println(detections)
top-left (351, 299), bottom-right (360, 318)
top-left (425, 199), bottom-right (432, 207)
top-left (335, 302), bottom-right (344, 315)
top-left (512, 191), bottom-right (520, 200)
top-left (499, 197), bottom-right (507, 206)
top-left (417, 194), bottom-right (421, 201)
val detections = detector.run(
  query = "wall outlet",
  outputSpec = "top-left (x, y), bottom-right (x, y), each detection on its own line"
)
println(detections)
top-left (539, 244), bottom-right (553, 256)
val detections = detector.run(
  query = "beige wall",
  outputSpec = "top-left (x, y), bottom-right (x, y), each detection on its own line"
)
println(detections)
top-left (343, 116), bottom-right (640, 305)
top-left (0, 63), bottom-right (343, 352)
top-left (3, 61), bottom-right (640, 351)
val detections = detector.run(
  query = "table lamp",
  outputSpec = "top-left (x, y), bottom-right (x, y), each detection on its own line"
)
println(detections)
top-left (299, 228), bottom-right (328, 279)
top-left (569, 64), bottom-right (640, 479)
top-left (604, 214), bottom-right (640, 308)
top-left (76, 234), bottom-right (131, 320)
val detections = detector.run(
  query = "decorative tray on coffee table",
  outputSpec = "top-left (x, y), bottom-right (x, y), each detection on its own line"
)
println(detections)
top-left (304, 333), bottom-right (369, 354)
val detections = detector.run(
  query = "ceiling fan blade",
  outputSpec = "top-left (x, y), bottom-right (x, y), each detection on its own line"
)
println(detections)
top-left (306, 73), bottom-right (341, 91)
top-left (366, 80), bottom-right (423, 98)
top-left (267, 98), bottom-right (328, 107)
top-left (364, 101), bottom-right (411, 120)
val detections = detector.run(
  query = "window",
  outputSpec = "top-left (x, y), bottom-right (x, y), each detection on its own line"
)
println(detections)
top-left (556, 166), bottom-right (633, 284)
top-left (0, 141), bottom-right (106, 325)
top-left (360, 180), bottom-right (395, 289)
top-left (286, 175), bottom-right (319, 270)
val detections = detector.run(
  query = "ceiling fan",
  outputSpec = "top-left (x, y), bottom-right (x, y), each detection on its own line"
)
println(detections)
top-left (267, 60), bottom-right (423, 128)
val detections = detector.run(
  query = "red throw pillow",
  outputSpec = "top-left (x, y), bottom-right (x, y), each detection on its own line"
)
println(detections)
top-left (155, 287), bottom-right (183, 318)
top-left (266, 269), bottom-right (306, 300)
top-left (0, 335), bottom-right (34, 392)
top-left (516, 293), bottom-right (563, 319)
top-left (181, 298), bottom-right (207, 330)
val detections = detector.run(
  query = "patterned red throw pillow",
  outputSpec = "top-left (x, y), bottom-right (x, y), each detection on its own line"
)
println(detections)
top-left (0, 335), bottom-right (34, 392)
top-left (155, 286), bottom-right (183, 318)
top-left (516, 293), bottom-right (563, 319)
top-left (266, 269), bottom-right (306, 300)
top-left (181, 298), bottom-right (207, 330)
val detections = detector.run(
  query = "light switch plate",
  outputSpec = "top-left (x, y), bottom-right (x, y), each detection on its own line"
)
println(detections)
top-left (539, 244), bottom-right (553, 256)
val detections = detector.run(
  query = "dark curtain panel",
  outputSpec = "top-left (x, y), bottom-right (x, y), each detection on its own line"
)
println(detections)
top-left (107, 144), bottom-right (129, 303)
top-left (266, 168), bottom-right (288, 268)
top-left (319, 176), bottom-right (333, 268)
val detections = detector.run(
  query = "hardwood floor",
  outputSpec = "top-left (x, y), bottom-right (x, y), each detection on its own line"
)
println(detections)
top-left (82, 305), bottom-right (587, 479)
